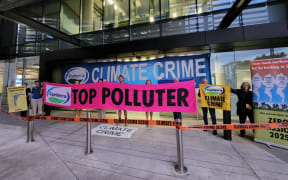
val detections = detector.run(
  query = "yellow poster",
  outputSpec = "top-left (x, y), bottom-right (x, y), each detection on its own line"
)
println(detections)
top-left (254, 109), bottom-right (288, 147)
top-left (199, 84), bottom-right (231, 111)
top-left (7, 86), bottom-right (27, 112)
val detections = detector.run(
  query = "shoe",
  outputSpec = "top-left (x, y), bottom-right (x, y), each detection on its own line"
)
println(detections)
top-left (213, 130), bottom-right (217, 135)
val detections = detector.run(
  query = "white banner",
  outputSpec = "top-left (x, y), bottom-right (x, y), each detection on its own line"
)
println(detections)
top-left (92, 124), bottom-right (138, 138)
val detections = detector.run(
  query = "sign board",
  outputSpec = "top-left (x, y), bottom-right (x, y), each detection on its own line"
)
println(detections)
top-left (199, 84), bottom-right (231, 111)
top-left (7, 86), bottom-right (27, 112)
top-left (63, 54), bottom-right (211, 88)
top-left (44, 81), bottom-right (198, 113)
top-left (250, 59), bottom-right (288, 149)
top-left (91, 124), bottom-right (138, 138)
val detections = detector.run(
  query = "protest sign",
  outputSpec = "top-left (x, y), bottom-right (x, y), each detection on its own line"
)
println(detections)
top-left (44, 81), bottom-right (197, 113)
top-left (250, 58), bottom-right (288, 149)
top-left (199, 84), bottom-right (231, 111)
top-left (63, 54), bottom-right (211, 88)
top-left (7, 86), bottom-right (27, 112)
top-left (91, 124), bottom-right (138, 138)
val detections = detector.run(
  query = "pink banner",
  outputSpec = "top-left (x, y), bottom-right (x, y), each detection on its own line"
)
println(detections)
top-left (44, 81), bottom-right (197, 113)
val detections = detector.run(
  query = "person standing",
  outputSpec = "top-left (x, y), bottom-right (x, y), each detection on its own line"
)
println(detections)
top-left (198, 78), bottom-right (217, 135)
top-left (145, 80), bottom-right (153, 126)
top-left (173, 78), bottom-right (182, 123)
top-left (231, 82), bottom-right (254, 137)
top-left (31, 81), bottom-right (43, 115)
top-left (20, 83), bottom-right (31, 117)
top-left (74, 80), bottom-right (82, 117)
top-left (118, 75), bottom-right (128, 121)
top-left (97, 79), bottom-right (105, 118)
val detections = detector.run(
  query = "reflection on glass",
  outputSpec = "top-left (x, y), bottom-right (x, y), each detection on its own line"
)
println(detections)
top-left (242, 6), bottom-right (269, 26)
top-left (212, 0), bottom-right (236, 11)
top-left (62, 0), bottom-right (80, 35)
top-left (43, 1), bottom-right (60, 29)
top-left (130, 0), bottom-right (160, 25)
top-left (197, 0), bottom-right (212, 14)
top-left (235, 49), bottom-right (271, 62)
top-left (81, 0), bottom-right (103, 33)
top-left (169, 0), bottom-right (196, 18)
top-left (104, 0), bottom-right (129, 28)
top-left (273, 47), bottom-right (288, 58)
top-left (0, 61), bottom-right (6, 95)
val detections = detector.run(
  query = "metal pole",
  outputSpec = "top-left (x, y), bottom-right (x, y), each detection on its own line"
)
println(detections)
top-left (176, 125), bottom-right (184, 173)
top-left (174, 118), bottom-right (187, 174)
top-left (85, 111), bottom-right (93, 154)
top-left (31, 120), bottom-right (35, 141)
top-left (26, 121), bottom-right (31, 142)
top-left (26, 108), bottom-right (34, 143)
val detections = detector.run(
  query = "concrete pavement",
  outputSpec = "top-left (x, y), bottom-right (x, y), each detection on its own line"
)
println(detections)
top-left (0, 111), bottom-right (287, 180)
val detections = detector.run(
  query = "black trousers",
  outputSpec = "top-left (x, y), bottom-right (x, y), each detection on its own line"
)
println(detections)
top-left (20, 110), bottom-right (28, 117)
top-left (44, 105), bottom-right (51, 116)
top-left (239, 110), bottom-right (254, 135)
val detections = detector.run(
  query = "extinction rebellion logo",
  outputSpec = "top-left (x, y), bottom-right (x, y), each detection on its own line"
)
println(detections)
top-left (204, 86), bottom-right (225, 95)
top-left (64, 67), bottom-right (89, 84)
top-left (46, 85), bottom-right (71, 106)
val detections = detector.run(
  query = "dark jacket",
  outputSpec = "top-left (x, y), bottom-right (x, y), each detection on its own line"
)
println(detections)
top-left (26, 88), bottom-right (31, 106)
top-left (231, 89), bottom-right (253, 115)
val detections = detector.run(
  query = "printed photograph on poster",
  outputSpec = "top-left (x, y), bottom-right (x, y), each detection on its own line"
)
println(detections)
top-left (251, 59), bottom-right (288, 111)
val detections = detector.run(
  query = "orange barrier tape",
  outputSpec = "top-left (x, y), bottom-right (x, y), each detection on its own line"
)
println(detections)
top-left (27, 115), bottom-right (182, 127)
top-left (179, 123), bottom-right (288, 130)
top-left (0, 109), bottom-right (28, 122)
top-left (27, 115), bottom-right (288, 130)
top-left (2, 110), bottom-right (287, 130)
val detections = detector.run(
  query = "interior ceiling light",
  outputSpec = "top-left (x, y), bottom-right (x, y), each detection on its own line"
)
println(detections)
top-left (172, 12), bottom-right (177, 18)
top-left (108, 0), bottom-right (114, 5)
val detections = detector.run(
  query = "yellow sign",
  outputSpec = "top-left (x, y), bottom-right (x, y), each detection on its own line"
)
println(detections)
top-left (199, 84), bottom-right (231, 111)
top-left (254, 109), bottom-right (288, 148)
top-left (7, 86), bottom-right (27, 112)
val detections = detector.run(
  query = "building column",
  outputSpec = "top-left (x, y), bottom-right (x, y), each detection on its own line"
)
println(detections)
top-left (81, 0), bottom-right (94, 33)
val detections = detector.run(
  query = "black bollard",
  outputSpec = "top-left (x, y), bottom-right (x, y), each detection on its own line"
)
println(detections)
top-left (223, 110), bottom-right (232, 140)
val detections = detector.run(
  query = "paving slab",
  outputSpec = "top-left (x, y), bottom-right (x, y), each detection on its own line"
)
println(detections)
top-left (0, 111), bottom-right (288, 180)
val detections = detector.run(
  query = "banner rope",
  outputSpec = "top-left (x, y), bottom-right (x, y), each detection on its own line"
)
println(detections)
top-left (0, 109), bottom-right (28, 122)
top-left (1, 109), bottom-right (287, 130)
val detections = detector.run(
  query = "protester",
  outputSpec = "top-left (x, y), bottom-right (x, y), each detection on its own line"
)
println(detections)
top-left (20, 83), bottom-right (31, 117)
top-left (31, 81), bottom-right (43, 115)
top-left (40, 81), bottom-right (51, 116)
top-left (173, 78), bottom-right (182, 123)
top-left (74, 80), bottom-right (82, 117)
top-left (231, 82), bottom-right (254, 137)
top-left (40, 81), bottom-right (44, 112)
top-left (118, 75), bottom-right (128, 121)
top-left (145, 80), bottom-right (153, 126)
top-left (97, 79), bottom-right (105, 118)
top-left (198, 78), bottom-right (217, 135)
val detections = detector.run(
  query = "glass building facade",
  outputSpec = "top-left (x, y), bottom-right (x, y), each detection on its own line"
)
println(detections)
top-left (13, 0), bottom-right (286, 56)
